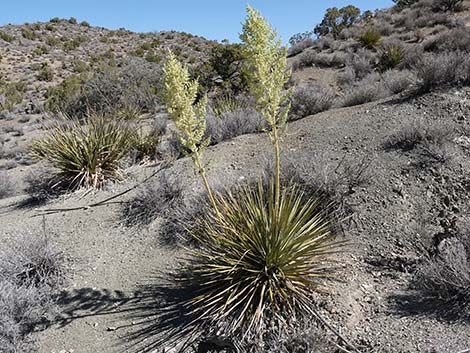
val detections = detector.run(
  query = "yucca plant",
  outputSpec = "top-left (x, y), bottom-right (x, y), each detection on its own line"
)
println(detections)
top-left (378, 44), bottom-right (405, 71)
top-left (154, 6), bottom-right (344, 352)
top-left (357, 28), bottom-right (382, 49)
top-left (30, 114), bottom-right (136, 189)
top-left (182, 182), bottom-right (341, 336)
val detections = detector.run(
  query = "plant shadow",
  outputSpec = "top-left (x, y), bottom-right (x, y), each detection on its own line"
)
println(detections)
top-left (50, 272), bottom-right (201, 352)
top-left (388, 290), bottom-right (470, 324)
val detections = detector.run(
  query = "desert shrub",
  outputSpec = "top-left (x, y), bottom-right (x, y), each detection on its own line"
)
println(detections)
top-left (45, 59), bottom-right (161, 117)
top-left (63, 37), bottom-right (82, 51)
top-left (347, 49), bottom-right (374, 80)
top-left (337, 67), bottom-right (357, 86)
top-left (315, 36), bottom-right (334, 50)
top-left (71, 59), bottom-right (88, 73)
top-left (314, 52), bottom-right (348, 68)
top-left (357, 28), bottom-right (382, 48)
top-left (415, 235), bottom-right (469, 315)
top-left (375, 20), bottom-right (394, 36)
top-left (378, 43), bottom-right (405, 71)
top-left (49, 17), bottom-right (60, 23)
top-left (0, 233), bottom-right (64, 353)
top-left (341, 73), bottom-right (389, 107)
top-left (44, 74), bottom-right (87, 114)
top-left (80, 20), bottom-right (90, 27)
top-left (289, 85), bottom-right (335, 120)
top-left (384, 118), bottom-right (453, 152)
top-left (32, 45), bottom-right (49, 56)
top-left (68, 17), bottom-right (77, 24)
top-left (314, 5), bottom-right (361, 39)
top-left (45, 36), bottom-right (61, 47)
top-left (292, 50), bottom-right (316, 70)
top-left (205, 107), bottom-right (265, 144)
top-left (0, 31), bottom-right (15, 43)
top-left (415, 51), bottom-right (465, 92)
top-left (0, 172), bottom-right (13, 199)
top-left (121, 173), bottom-right (183, 226)
top-left (21, 28), bottom-right (37, 40)
top-left (401, 44), bottom-right (424, 69)
top-left (382, 69), bottom-right (415, 94)
top-left (432, 0), bottom-right (464, 12)
top-left (338, 26), bottom-right (361, 40)
top-left (130, 119), bottom-right (167, 163)
top-left (36, 63), bottom-right (54, 81)
top-left (209, 96), bottom-right (250, 118)
top-left (424, 27), bottom-right (470, 53)
top-left (288, 37), bottom-right (314, 57)
top-left (0, 81), bottom-right (26, 110)
top-left (30, 115), bottom-right (137, 189)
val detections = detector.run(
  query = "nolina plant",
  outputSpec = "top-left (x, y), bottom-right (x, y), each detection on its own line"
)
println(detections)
top-left (158, 6), bottom-right (343, 352)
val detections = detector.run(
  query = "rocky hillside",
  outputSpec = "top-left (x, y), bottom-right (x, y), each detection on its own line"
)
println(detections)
top-left (1, 2), bottom-right (470, 353)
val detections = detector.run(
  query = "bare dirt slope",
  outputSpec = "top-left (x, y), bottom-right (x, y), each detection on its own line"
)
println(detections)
top-left (1, 87), bottom-right (470, 353)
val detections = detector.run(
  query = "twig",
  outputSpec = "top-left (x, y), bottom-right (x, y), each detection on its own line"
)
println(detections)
top-left (455, 349), bottom-right (470, 353)
top-left (33, 161), bottom-right (170, 216)
top-left (308, 307), bottom-right (361, 353)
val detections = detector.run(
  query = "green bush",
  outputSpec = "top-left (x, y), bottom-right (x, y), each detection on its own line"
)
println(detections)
top-left (44, 74), bottom-right (87, 113)
top-left (0, 31), bottom-right (15, 43)
top-left (32, 45), bottom-right (49, 56)
top-left (378, 44), bottom-right (405, 71)
top-left (68, 17), bottom-right (77, 24)
top-left (358, 28), bottom-right (382, 49)
top-left (0, 82), bottom-right (26, 110)
top-left (36, 64), bottom-right (54, 81)
top-left (21, 28), bottom-right (37, 40)
top-left (49, 17), bottom-right (61, 23)
top-left (30, 115), bottom-right (137, 189)
top-left (45, 36), bottom-right (60, 47)
top-left (80, 20), bottom-right (90, 27)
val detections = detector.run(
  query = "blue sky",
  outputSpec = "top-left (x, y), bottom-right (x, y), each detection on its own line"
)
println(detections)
top-left (1, 1), bottom-right (394, 43)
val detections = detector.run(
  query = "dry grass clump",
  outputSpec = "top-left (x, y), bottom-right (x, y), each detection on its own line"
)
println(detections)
top-left (415, 51), bottom-right (466, 92)
top-left (0, 233), bottom-right (65, 353)
top-left (121, 173), bottom-right (183, 227)
top-left (341, 73), bottom-right (389, 107)
top-left (30, 115), bottom-right (136, 189)
top-left (0, 171), bottom-right (14, 199)
top-left (382, 69), bottom-right (415, 94)
top-left (415, 233), bottom-right (470, 318)
top-left (205, 107), bottom-right (265, 144)
top-left (289, 85), bottom-right (335, 120)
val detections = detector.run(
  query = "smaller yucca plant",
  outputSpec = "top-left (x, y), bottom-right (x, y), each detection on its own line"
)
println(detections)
top-left (30, 114), bottom-right (136, 189)
top-left (357, 28), bottom-right (382, 49)
top-left (378, 44), bottom-right (405, 71)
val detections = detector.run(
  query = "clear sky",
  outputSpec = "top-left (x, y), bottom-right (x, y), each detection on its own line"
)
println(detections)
top-left (1, 1), bottom-right (394, 43)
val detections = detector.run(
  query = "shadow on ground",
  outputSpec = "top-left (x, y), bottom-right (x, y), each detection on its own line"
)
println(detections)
top-left (51, 273), bottom-right (202, 352)
top-left (388, 290), bottom-right (470, 324)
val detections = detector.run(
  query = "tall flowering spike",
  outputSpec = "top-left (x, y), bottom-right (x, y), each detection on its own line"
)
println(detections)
top-left (162, 51), bottom-right (219, 216)
top-left (162, 51), bottom-right (209, 154)
top-left (241, 5), bottom-right (293, 210)
top-left (240, 5), bottom-right (292, 134)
